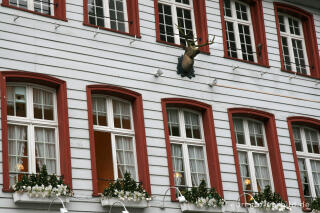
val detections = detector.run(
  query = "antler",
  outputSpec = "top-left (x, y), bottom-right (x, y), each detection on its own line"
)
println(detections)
top-left (176, 24), bottom-right (197, 46)
top-left (194, 36), bottom-right (215, 48)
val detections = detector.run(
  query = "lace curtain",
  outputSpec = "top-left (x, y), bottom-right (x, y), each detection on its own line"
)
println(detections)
top-left (171, 144), bottom-right (185, 186)
top-left (188, 145), bottom-right (206, 186)
top-left (253, 153), bottom-right (270, 191)
top-left (116, 136), bottom-right (136, 179)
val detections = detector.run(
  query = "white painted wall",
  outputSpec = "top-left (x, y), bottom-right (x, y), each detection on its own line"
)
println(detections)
top-left (0, 0), bottom-right (319, 212)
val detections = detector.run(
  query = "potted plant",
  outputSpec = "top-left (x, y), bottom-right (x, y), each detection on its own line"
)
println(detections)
top-left (311, 197), bottom-right (320, 213)
top-left (101, 172), bottom-right (151, 208)
top-left (12, 165), bottom-right (73, 204)
top-left (247, 186), bottom-right (290, 212)
top-left (180, 180), bottom-right (225, 212)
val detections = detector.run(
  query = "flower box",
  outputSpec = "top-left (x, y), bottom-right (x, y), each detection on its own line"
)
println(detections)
top-left (101, 198), bottom-right (148, 208)
top-left (13, 192), bottom-right (70, 204)
top-left (180, 203), bottom-right (224, 213)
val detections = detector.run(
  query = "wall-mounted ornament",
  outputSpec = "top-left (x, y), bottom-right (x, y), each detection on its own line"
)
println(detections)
top-left (176, 27), bottom-right (214, 79)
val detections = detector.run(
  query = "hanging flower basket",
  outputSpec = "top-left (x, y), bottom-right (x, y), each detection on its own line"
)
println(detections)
top-left (100, 172), bottom-right (151, 208)
top-left (13, 192), bottom-right (70, 204)
top-left (180, 202), bottom-right (224, 212)
top-left (11, 165), bottom-right (73, 204)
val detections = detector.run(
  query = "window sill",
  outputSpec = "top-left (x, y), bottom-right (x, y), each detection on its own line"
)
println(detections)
top-left (101, 197), bottom-right (148, 208)
top-left (247, 208), bottom-right (291, 213)
top-left (156, 39), bottom-right (211, 55)
top-left (224, 56), bottom-right (270, 68)
top-left (180, 203), bottom-right (224, 212)
top-left (13, 192), bottom-right (70, 204)
top-left (83, 23), bottom-right (141, 38)
top-left (1, 3), bottom-right (67, 21)
top-left (281, 69), bottom-right (319, 80)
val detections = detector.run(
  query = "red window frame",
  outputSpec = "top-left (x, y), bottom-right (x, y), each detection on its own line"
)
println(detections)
top-left (274, 2), bottom-right (320, 79)
top-left (1, 0), bottom-right (67, 21)
top-left (154, 0), bottom-right (210, 54)
top-left (83, 0), bottom-right (141, 37)
top-left (228, 108), bottom-right (288, 203)
top-left (0, 71), bottom-right (72, 192)
top-left (86, 85), bottom-right (151, 196)
top-left (219, 0), bottom-right (269, 67)
top-left (161, 98), bottom-right (223, 201)
top-left (287, 116), bottom-right (320, 209)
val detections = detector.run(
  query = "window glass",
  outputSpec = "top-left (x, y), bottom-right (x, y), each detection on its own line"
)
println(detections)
top-left (113, 99), bottom-right (131, 129)
top-left (171, 143), bottom-right (186, 187)
top-left (167, 109), bottom-right (180, 137)
top-left (116, 136), bottom-right (136, 179)
top-left (253, 153), bottom-right (271, 192)
top-left (184, 111), bottom-right (201, 139)
top-left (7, 86), bottom-right (26, 117)
top-left (188, 145), bottom-right (206, 186)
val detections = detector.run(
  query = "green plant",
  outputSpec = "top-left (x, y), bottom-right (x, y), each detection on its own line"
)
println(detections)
top-left (184, 180), bottom-right (225, 208)
top-left (12, 165), bottom-right (72, 197)
top-left (251, 185), bottom-right (290, 211)
top-left (102, 172), bottom-right (150, 201)
top-left (311, 197), bottom-right (320, 212)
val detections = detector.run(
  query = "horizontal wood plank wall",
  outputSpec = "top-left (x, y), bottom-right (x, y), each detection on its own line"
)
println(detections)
top-left (0, 0), bottom-right (319, 212)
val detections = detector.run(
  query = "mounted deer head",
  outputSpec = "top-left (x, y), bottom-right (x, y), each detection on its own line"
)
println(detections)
top-left (177, 26), bottom-right (215, 78)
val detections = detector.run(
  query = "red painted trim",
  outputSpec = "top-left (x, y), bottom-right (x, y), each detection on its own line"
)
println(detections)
top-left (154, 0), bottom-right (210, 54)
top-left (0, 71), bottom-right (72, 192)
top-left (83, 0), bottom-right (140, 37)
top-left (228, 108), bottom-right (288, 204)
top-left (219, 0), bottom-right (269, 67)
top-left (224, 56), bottom-right (270, 68)
top-left (86, 85), bottom-right (151, 196)
top-left (1, 0), bottom-right (67, 21)
top-left (287, 116), bottom-right (320, 210)
top-left (274, 2), bottom-right (320, 79)
top-left (161, 98), bottom-right (223, 201)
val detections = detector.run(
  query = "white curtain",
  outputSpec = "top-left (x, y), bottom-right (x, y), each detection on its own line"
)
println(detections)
top-left (171, 144), bottom-right (184, 186)
top-left (188, 146), bottom-right (206, 186)
top-left (233, 119), bottom-right (244, 132)
top-left (238, 151), bottom-right (250, 177)
top-left (8, 125), bottom-right (27, 170)
top-left (116, 136), bottom-right (136, 179)
top-left (253, 153), bottom-right (270, 190)
top-left (35, 128), bottom-right (56, 173)
top-left (311, 160), bottom-right (320, 196)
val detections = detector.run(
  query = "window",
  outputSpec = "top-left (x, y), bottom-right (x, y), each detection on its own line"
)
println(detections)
top-left (274, 3), bottom-right (320, 78)
top-left (167, 108), bottom-right (209, 190)
top-left (7, 84), bottom-right (59, 185)
top-left (154, 0), bottom-right (210, 53)
top-left (220, 0), bottom-right (269, 66)
top-left (1, 0), bottom-right (66, 20)
top-left (0, 71), bottom-right (72, 192)
top-left (288, 117), bottom-right (320, 207)
top-left (87, 85), bottom-right (150, 195)
top-left (83, 0), bottom-right (140, 37)
top-left (92, 95), bottom-right (137, 192)
top-left (162, 98), bottom-right (223, 200)
top-left (233, 117), bottom-right (273, 201)
top-left (228, 108), bottom-right (288, 204)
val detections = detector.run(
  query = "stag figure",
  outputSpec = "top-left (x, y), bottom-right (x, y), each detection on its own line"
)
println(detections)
top-left (177, 27), bottom-right (214, 78)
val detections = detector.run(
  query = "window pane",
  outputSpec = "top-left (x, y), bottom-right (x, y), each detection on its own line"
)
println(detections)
top-left (88, 0), bottom-right (105, 27)
top-left (278, 15), bottom-right (286, 32)
top-left (35, 127), bottom-right (57, 174)
top-left (248, 120), bottom-right (264, 147)
top-left (235, 1), bottom-right (248, 21)
top-left (233, 118), bottom-right (245, 144)
top-left (92, 97), bottom-right (108, 126)
top-left (238, 151), bottom-right (253, 198)
top-left (158, 3), bottom-right (174, 43)
top-left (171, 144), bottom-right (186, 187)
top-left (8, 125), bottom-right (28, 185)
top-left (184, 111), bottom-right (201, 139)
top-left (292, 39), bottom-right (307, 74)
top-left (223, 0), bottom-right (232, 17)
top-left (167, 109), bottom-right (180, 137)
top-left (176, 7), bottom-right (194, 46)
top-left (116, 136), bottom-right (136, 179)
top-left (34, 0), bottom-right (51, 15)
top-left (293, 127), bottom-right (303, 151)
top-left (281, 36), bottom-right (292, 71)
top-left (225, 21), bottom-right (238, 58)
top-left (33, 88), bottom-right (54, 120)
top-left (305, 128), bottom-right (320, 154)
top-left (311, 160), bottom-right (320, 197)
top-left (253, 153), bottom-right (271, 192)
top-left (188, 146), bottom-right (207, 186)
top-left (113, 100), bottom-right (131, 129)
top-left (10, 0), bottom-right (27, 9)
top-left (298, 159), bottom-right (311, 200)
top-left (109, 0), bottom-right (126, 32)
top-left (238, 24), bottom-right (254, 62)
top-left (7, 86), bottom-right (26, 117)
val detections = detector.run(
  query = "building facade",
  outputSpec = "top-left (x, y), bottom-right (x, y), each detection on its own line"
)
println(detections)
top-left (0, 0), bottom-right (319, 212)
